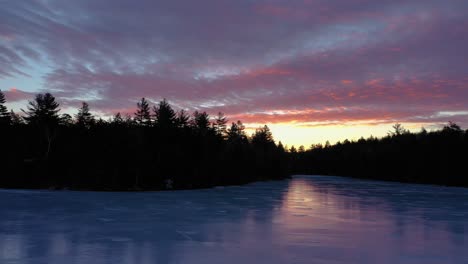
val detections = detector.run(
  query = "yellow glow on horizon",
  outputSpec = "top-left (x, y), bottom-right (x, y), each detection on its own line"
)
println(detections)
top-left (246, 122), bottom-right (427, 148)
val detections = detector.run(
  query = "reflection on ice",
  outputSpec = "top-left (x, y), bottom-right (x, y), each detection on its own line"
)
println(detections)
top-left (1, 176), bottom-right (467, 263)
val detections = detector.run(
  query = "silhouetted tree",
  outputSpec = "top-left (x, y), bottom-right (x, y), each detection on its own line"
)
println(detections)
top-left (0, 90), bottom-right (10, 126)
top-left (298, 145), bottom-right (305, 153)
top-left (192, 111), bottom-right (211, 134)
top-left (23, 93), bottom-right (61, 159)
top-left (175, 109), bottom-right (190, 128)
top-left (10, 110), bottom-right (24, 125)
top-left (227, 120), bottom-right (247, 143)
top-left (443, 121), bottom-right (462, 133)
top-left (23, 93), bottom-right (61, 126)
top-left (75, 102), bottom-right (95, 128)
top-left (388, 123), bottom-right (408, 137)
top-left (251, 125), bottom-right (274, 147)
top-left (153, 99), bottom-right (176, 129)
top-left (277, 141), bottom-right (285, 152)
top-left (289, 146), bottom-right (297, 153)
top-left (134, 97), bottom-right (151, 126)
top-left (112, 112), bottom-right (124, 125)
top-left (213, 112), bottom-right (227, 138)
top-left (60, 114), bottom-right (73, 127)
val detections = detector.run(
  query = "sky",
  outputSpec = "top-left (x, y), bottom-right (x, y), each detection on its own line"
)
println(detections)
top-left (1, 0), bottom-right (468, 147)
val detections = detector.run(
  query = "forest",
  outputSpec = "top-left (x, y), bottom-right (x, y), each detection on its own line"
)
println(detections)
top-left (291, 123), bottom-right (468, 187)
top-left (0, 89), bottom-right (467, 190)
top-left (0, 91), bottom-right (288, 190)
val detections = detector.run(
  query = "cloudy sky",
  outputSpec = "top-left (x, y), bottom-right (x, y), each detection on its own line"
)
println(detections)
top-left (1, 0), bottom-right (467, 146)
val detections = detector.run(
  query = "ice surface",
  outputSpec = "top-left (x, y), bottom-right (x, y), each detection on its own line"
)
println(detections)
top-left (1, 175), bottom-right (468, 264)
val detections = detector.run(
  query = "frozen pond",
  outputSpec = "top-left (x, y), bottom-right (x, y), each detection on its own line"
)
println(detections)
top-left (1, 175), bottom-right (468, 264)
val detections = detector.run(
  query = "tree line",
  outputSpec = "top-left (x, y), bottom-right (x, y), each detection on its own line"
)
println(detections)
top-left (0, 90), bottom-right (288, 190)
top-left (290, 123), bottom-right (468, 187)
top-left (1, 89), bottom-right (467, 189)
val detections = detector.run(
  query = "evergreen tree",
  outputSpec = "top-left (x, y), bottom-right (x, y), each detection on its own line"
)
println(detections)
top-left (213, 112), bottom-right (227, 138)
top-left (23, 93), bottom-right (61, 159)
top-left (251, 125), bottom-right (274, 147)
top-left (388, 123), bottom-right (408, 137)
top-left (95, 118), bottom-right (107, 126)
top-left (75, 102), bottom-right (95, 128)
top-left (227, 120), bottom-right (247, 142)
top-left (60, 113), bottom-right (73, 126)
top-left (192, 111), bottom-right (210, 133)
top-left (443, 121), bottom-right (462, 133)
top-left (153, 99), bottom-right (176, 129)
top-left (10, 110), bottom-right (24, 125)
top-left (112, 112), bottom-right (124, 125)
top-left (0, 90), bottom-right (11, 126)
top-left (23, 93), bottom-right (61, 126)
top-left (175, 109), bottom-right (190, 128)
top-left (289, 146), bottom-right (297, 153)
top-left (124, 114), bottom-right (134, 126)
top-left (134, 97), bottom-right (151, 126)
top-left (277, 141), bottom-right (285, 152)
top-left (298, 145), bottom-right (305, 153)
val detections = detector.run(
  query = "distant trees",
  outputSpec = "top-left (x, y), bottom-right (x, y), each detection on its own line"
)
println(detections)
top-left (227, 120), bottom-right (247, 143)
top-left (10, 110), bottom-right (23, 125)
top-left (251, 125), bottom-right (274, 148)
top-left (193, 111), bottom-right (211, 134)
top-left (443, 121), bottom-right (462, 133)
top-left (175, 110), bottom-right (190, 128)
top-left (60, 113), bottom-right (73, 126)
top-left (112, 112), bottom-right (124, 125)
top-left (75, 102), bottom-right (95, 128)
top-left (388, 123), bottom-right (409, 137)
top-left (0, 90), bottom-right (11, 126)
top-left (293, 122), bottom-right (468, 187)
top-left (153, 99), bottom-right (176, 129)
top-left (213, 112), bottom-right (227, 137)
top-left (134, 97), bottom-right (151, 126)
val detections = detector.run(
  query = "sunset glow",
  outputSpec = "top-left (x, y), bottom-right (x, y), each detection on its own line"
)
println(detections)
top-left (1, 0), bottom-right (467, 146)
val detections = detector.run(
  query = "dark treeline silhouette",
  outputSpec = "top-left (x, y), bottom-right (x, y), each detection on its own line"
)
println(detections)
top-left (291, 123), bottom-right (468, 187)
top-left (0, 90), bottom-right (288, 190)
top-left (1, 89), bottom-right (467, 190)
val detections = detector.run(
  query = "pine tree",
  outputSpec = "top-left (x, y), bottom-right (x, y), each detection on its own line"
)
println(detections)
top-left (277, 141), bottom-right (285, 152)
top-left (75, 102), bottom-right (95, 128)
top-left (153, 99), bottom-right (176, 129)
top-left (23, 93), bottom-right (61, 126)
top-left (298, 145), bottom-right (305, 153)
top-left (227, 120), bottom-right (247, 142)
top-left (443, 121), bottom-right (462, 133)
top-left (134, 98), bottom-right (151, 126)
top-left (213, 112), bottom-right (227, 138)
top-left (112, 112), bottom-right (124, 125)
top-left (0, 90), bottom-right (11, 126)
top-left (10, 110), bottom-right (24, 125)
top-left (175, 109), bottom-right (190, 128)
top-left (23, 93), bottom-right (61, 159)
top-left (192, 111), bottom-right (211, 133)
top-left (388, 123), bottom-right (408, 137)
top-left (60, 113), bottom-right (73, 126)
top-left (251, 125), bottom-right (274, 147)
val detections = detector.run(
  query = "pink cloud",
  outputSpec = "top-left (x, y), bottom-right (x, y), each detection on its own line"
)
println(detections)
top-left (2, 88), bottom-right (35, 102)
